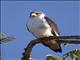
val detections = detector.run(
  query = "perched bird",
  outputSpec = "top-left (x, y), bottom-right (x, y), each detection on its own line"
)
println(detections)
top-left (27, 11), bottom-right (62, 52)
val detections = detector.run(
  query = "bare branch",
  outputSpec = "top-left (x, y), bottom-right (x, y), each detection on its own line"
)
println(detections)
top-left (21, 35), bottom-right (80, 60)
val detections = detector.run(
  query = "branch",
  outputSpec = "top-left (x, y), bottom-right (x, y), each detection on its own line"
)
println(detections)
top-left (63, 49), bottom-right (80, 60)
top-left (21, 35), bottom-right (80, 60)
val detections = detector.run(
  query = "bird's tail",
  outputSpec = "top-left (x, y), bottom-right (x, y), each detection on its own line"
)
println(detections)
top-left (42, 40), bottom-right (62, 53)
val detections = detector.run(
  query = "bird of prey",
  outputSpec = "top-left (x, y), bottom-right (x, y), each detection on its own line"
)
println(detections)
top-left (27, 11), bottom-right (62, 52)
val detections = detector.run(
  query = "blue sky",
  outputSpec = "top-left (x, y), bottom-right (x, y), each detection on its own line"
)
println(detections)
top-left (1, 1), bottom-right (80, 60)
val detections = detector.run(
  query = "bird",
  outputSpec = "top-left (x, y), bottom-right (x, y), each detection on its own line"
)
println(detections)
top-left (27, 11), bottom-right (62, 52)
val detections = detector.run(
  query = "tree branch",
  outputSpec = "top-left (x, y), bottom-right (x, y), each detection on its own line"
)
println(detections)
top-left (21, 35), bottom-right (80, 60)
top-left (63, 49), bottom-right (80, 60)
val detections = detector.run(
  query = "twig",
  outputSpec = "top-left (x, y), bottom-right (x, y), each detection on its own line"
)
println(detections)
top-left (21, 35), bottom-right (80, 60)
top-left (63, 49), bottom-right (80, 60)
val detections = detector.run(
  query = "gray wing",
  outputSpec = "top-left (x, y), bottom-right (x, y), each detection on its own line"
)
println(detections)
top-left (44, 16), bottom-right (60, 36)
top-left (43, 16), bottom-right (62, 52)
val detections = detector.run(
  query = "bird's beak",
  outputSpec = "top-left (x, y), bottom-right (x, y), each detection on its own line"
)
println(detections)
top-left (31, 13), bottom-right (37, 17)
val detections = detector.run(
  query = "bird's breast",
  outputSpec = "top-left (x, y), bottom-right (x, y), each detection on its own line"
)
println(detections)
top-left (27, 18), bottom-right (53, 37)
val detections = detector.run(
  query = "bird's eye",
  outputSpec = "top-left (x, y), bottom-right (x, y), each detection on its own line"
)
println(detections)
top-left (36, 13), bottom-right (40, 15)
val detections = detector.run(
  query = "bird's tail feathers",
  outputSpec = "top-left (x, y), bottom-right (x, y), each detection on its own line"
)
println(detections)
top-left (42, 40), bottom-right (62, 53)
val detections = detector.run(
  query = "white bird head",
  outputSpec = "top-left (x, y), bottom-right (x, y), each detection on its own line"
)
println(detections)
top-left (30, 11), bottom-right (45, 19)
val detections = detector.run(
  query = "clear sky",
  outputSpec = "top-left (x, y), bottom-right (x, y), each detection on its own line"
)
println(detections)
top-left (1, 1), bottom-right (80, 60)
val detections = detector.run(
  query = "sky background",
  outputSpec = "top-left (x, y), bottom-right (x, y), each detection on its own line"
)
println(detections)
top-left (1, 1), bottom-right (80, 60)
